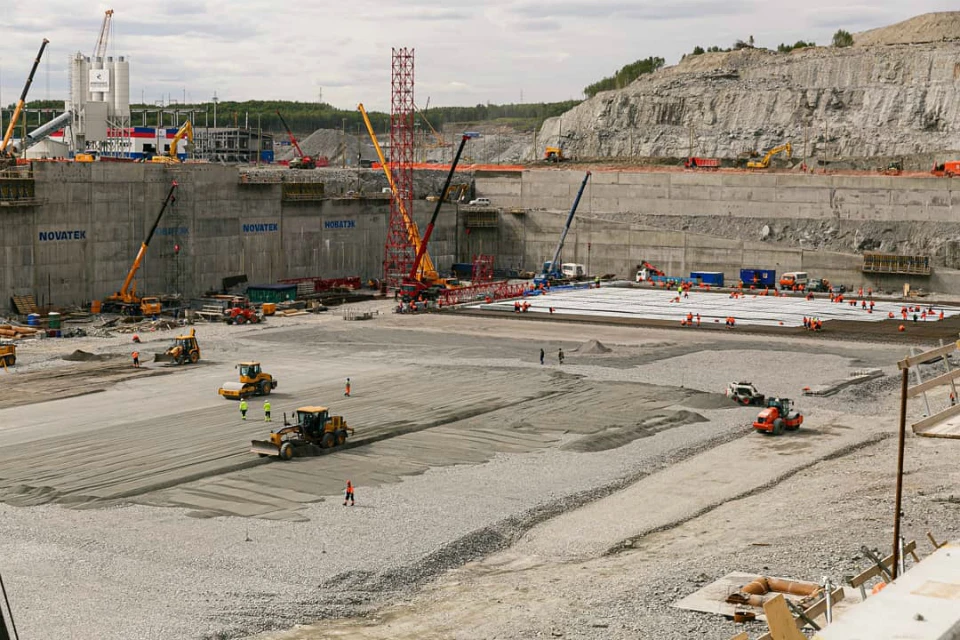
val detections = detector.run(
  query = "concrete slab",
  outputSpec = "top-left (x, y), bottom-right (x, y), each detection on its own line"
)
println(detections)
top-left (481, 286), bottom-right (960, 328)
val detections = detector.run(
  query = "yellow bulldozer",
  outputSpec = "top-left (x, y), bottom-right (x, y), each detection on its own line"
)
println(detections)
top-left (0, 344), bottom-right (15, 370)
top-left (218, 362), bottom-right (277, 400)
top-left (154, 328), bottom-right (200, 365)
top-left (251, 406), bottom-right (353, 460)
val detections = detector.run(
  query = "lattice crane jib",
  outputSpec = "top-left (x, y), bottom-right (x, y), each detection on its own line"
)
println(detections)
top-left (384, 47), bottom-right (416, 288)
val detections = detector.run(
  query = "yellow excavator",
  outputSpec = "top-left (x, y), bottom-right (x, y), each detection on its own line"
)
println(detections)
top-left (151, 120), bottom-right (193, 164)
top-left (154, 328), bottom-right (200, 365)
top-left (251, 406), bottom-right (353, 460)
top-left (747, 142), bottom-right (792, 169)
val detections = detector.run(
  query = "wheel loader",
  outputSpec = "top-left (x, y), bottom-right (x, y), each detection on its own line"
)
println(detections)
top-left (251, 406), bottom-right (353, 460)
top-left (218, 362), bottom-right (277, 399)
top-left (154, 328), bottom-right (200, 365)
top-left (753, 397), bottom-right (803, 435)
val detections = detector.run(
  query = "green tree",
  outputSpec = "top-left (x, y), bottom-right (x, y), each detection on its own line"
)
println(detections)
top-left (691, 45), bottom-right (705, 55)
top-left (583, 56), bottom-right (666, 98)
top-left (778, 40), bottom-right (815, 53)
top-left (832, 29), bottom-right (854, 47)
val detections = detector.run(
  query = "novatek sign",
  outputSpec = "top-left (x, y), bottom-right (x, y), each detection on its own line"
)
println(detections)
top-left (324, 220), bottom-right (356, 229)
top-left (242, 223), bottom-right (279, 233)
top-left (39, 230), bottom-right (87, 241)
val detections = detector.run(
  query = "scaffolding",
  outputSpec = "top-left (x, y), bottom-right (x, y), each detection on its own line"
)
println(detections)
top-left (194, 127), bottom-right (273, 164)
top-left (472, 255), bottom-right (495, 283)
top-left (862, 252), bottom-right (932, 276)
top-left (383, 47), bottom-right (417, 289)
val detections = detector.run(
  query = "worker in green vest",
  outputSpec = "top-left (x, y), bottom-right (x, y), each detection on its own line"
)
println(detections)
top-left (239, 398), bottom-right (248, 420)
top-left (264, 400), bottom-right (272, 422)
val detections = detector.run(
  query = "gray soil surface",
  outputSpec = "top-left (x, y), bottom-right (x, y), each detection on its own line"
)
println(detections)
top-left (1, 302), bottom-right (956, 639)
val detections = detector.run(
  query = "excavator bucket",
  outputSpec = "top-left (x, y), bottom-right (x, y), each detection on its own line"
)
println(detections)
top-left (154, 351), bottom-right (174, 363)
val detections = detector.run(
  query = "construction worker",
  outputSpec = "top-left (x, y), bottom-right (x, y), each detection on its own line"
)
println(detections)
top-left (951, 392), bottom-right (957, 406)
top-left (240, 398), bottom-right (248, 420)
top-left (131, 350), bottom-right (140, 368)
top-left (343, 480), bottom-right (355, 507)
top-left (695, 313), bottom-right (701, 327)
top-left (558, 348), bottom-right (565, 365)
top-left (540, 348), bottom-right (545, 365)
top-left (344, 378), bottom-right (351, 397)
top-left (594, 275), bottom-right (601, 288)
top-left (132, 334), bottom-right (141, 343)
top-left (264, 400), bottom-right (272, 423)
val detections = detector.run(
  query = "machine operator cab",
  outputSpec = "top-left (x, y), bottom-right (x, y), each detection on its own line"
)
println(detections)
top-left (238, 362), bottom-right (261, 380)
top-left (295, 406), bottom-right (330, 438)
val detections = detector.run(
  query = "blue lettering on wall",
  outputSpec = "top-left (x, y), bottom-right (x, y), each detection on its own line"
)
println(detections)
top-left (324, 220), bottom-right (356, 229)
top-left (242, 222), bottom-right (279, 233)
top-left (39, 230), bottom-right (87, 241)
top-left (156, 226), bottom-right (189, 236)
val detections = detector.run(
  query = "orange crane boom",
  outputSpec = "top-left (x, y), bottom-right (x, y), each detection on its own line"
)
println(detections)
top-left (357, 103), bottom-right (437, 281)
top-left (0, 39), bottom-right (50, 155)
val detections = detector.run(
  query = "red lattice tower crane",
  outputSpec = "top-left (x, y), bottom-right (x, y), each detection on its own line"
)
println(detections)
top-left (383, 48), bottom-right (417, 289)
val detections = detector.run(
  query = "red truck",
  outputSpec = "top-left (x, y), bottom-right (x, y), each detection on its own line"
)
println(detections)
top-left (684, 157), bottom-right (721, 169)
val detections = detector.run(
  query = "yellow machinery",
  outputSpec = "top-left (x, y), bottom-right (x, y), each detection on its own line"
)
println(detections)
top-left (104, 181), bottom-right (178, 313)
top-left (358, 103), bottom-right (443, 285)
top-left (74, 152), bottom-right (97, 162)
top-left (151, 121), bottom-right (193, 164)
top-left (251, 406), bottom-right (354, 460)
top-left (544, 146), bottom-right (566, 162)
top-left (0, 344), bottom-right (15, 370)
top-left (218, 362), bottom-right (277, 400)
top-left (140, 297), bottom-right (162, 316)
top-left (155, 328), bottom-right (200, 365)
top-left (0, 39), bottom-right (49, 162)
top-left (747, 142), bottom-right (792, 169)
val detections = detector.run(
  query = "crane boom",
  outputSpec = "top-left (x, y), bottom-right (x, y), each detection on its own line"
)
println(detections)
top-left (111, 181), bottom-right (178, 303)
top-left (414, 102), bottom-right (447, 148)
top-left (357, 103), bottom-right (435, 279)
top-left (276, 111), bottom-right (305, 158)
top-left (538, 171), bottom-right (591, 283)
top-left (93, 10), bottom-right (114, 59)
top-left (0, 39), bottom-right (50, 155)
top-left (13, 110), bottom-right (71, 153)
top-left (409, 132), bottom-right (476, 281)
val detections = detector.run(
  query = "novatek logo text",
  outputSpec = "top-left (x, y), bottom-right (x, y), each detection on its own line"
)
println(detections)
top-left (39, 230), bottom-right (87, 241)
top-left (324, 220), bottom-right (356, 229)
top-left (242, 223), bottom-right (279, 233)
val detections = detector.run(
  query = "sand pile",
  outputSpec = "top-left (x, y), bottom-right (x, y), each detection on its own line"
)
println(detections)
top-left (574, 339), bottom-right (612, 355)
top-left (63, 350), bottom-right (112, 362)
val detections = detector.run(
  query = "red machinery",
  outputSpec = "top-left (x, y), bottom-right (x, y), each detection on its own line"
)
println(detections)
top-left (276, 110), bottom-right (328, 169)
top-left (753, 397), bottom-right (803, 436)
top-left (224, 298), bottom-right (261, 325)
top-left (684, 157), bottom-right (720, 169)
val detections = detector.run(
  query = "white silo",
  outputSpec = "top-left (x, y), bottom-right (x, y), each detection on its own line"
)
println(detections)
top-left (90, 57), bottom-right (105, 102)
top-left (113, 57), bottom-right (130, 117)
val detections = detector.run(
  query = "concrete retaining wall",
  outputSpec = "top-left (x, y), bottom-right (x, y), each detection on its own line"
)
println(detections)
top-left (2, 164), bottom-right (458, 307)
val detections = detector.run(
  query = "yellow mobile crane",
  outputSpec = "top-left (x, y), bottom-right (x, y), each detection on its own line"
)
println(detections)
top-left (152, 120), bottom-right (193, 163)
top-left (747, 142), bottom-right (792, 169)
top-left (0, 39), bottom-right (50, 162)
top-left (358, 103), bottom-right (439, 283)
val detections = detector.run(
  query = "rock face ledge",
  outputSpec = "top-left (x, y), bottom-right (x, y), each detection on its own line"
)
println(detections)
top-left (539, 13), bottom-right (960, 160)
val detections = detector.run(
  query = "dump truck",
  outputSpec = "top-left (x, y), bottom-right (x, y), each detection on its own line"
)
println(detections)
top-left (219, 362), bottom-right (277, 399)
top-left (251, 406), bottom-right (354, 460)
top-left (753, 397), bottom-right (803, 435)
top-left (154, 328), bottom-right (200, 365)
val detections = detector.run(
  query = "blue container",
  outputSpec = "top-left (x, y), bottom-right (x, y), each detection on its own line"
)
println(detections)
top-left (690, 271), bottom-right (724, 287)
top-left (27, 313), bottom-right (40, 326)
top-left (739, 268), bottom-right (776, 288)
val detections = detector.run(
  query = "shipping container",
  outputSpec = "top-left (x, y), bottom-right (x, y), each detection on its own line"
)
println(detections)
top-left (739, 269), bottom-right (777, 288)
top-left (690, 271), bottom-right (724, 286)
top-left (245, 284), bottom-right (297, 304)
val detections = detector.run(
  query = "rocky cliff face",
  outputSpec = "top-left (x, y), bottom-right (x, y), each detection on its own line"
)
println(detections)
top-left (540, 13), bottom-right (960, 161)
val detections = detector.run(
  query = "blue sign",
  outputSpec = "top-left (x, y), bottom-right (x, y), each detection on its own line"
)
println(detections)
top-left (243, 223), bottom-right (279, 233)
top-left (324, 220), bottom-right (356, 229)
top-left (39, 230), bottom-right (86, 241)
top-left (157, 226), bottom-right (189, 236)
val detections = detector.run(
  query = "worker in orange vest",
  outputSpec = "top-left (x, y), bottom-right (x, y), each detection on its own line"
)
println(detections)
top-left (344, 378), bottom-right (351, 397)
top-left (343, 480), bottom-right (355, 507)
top-left (131, 350), bottom-right (140, 368)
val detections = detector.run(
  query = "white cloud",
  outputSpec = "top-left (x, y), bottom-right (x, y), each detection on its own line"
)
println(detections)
top-left (0, 0), bottom-right (954, 111)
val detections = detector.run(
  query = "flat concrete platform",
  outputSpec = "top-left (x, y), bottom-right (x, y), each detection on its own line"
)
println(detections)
top-left (480, 286), bottom-right (960, 328)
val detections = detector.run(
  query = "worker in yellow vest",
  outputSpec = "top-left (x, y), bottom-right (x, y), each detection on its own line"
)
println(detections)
top-left (264, 400), bottom-right (272, 422)
top-left (239, 398), bottom-right (248, 420)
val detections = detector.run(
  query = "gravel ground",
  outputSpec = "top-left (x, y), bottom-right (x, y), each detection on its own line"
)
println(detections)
top-left (0, 308), bottom-right (947, 639)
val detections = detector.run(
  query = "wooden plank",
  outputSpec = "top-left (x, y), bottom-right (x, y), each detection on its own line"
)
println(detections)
top-left (763, 594), bottom-right (807, 640)
top-left (898, 343), bottom-right (958, 370)
top-left (849, 541), bottom-right (916, 588)
top-left (756, 587), bottom-right (844, 640)
top-left (907, 368), bottom-right (960, 397)
top-left (912, 405), bottom-right (960, 431)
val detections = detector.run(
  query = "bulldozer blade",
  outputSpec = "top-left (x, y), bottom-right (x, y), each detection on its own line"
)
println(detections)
top-left (250, 440), bottom-right (280, 457)
top-left (154, 353), bottom-right (174, 363)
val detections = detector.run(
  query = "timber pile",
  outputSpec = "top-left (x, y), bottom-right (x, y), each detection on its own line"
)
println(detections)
top-left (0, 323), bottom-right (40, 340)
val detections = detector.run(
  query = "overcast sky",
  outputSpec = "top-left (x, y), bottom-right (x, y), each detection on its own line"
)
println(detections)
top-left (0, 1), bottom-right (955, 112)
